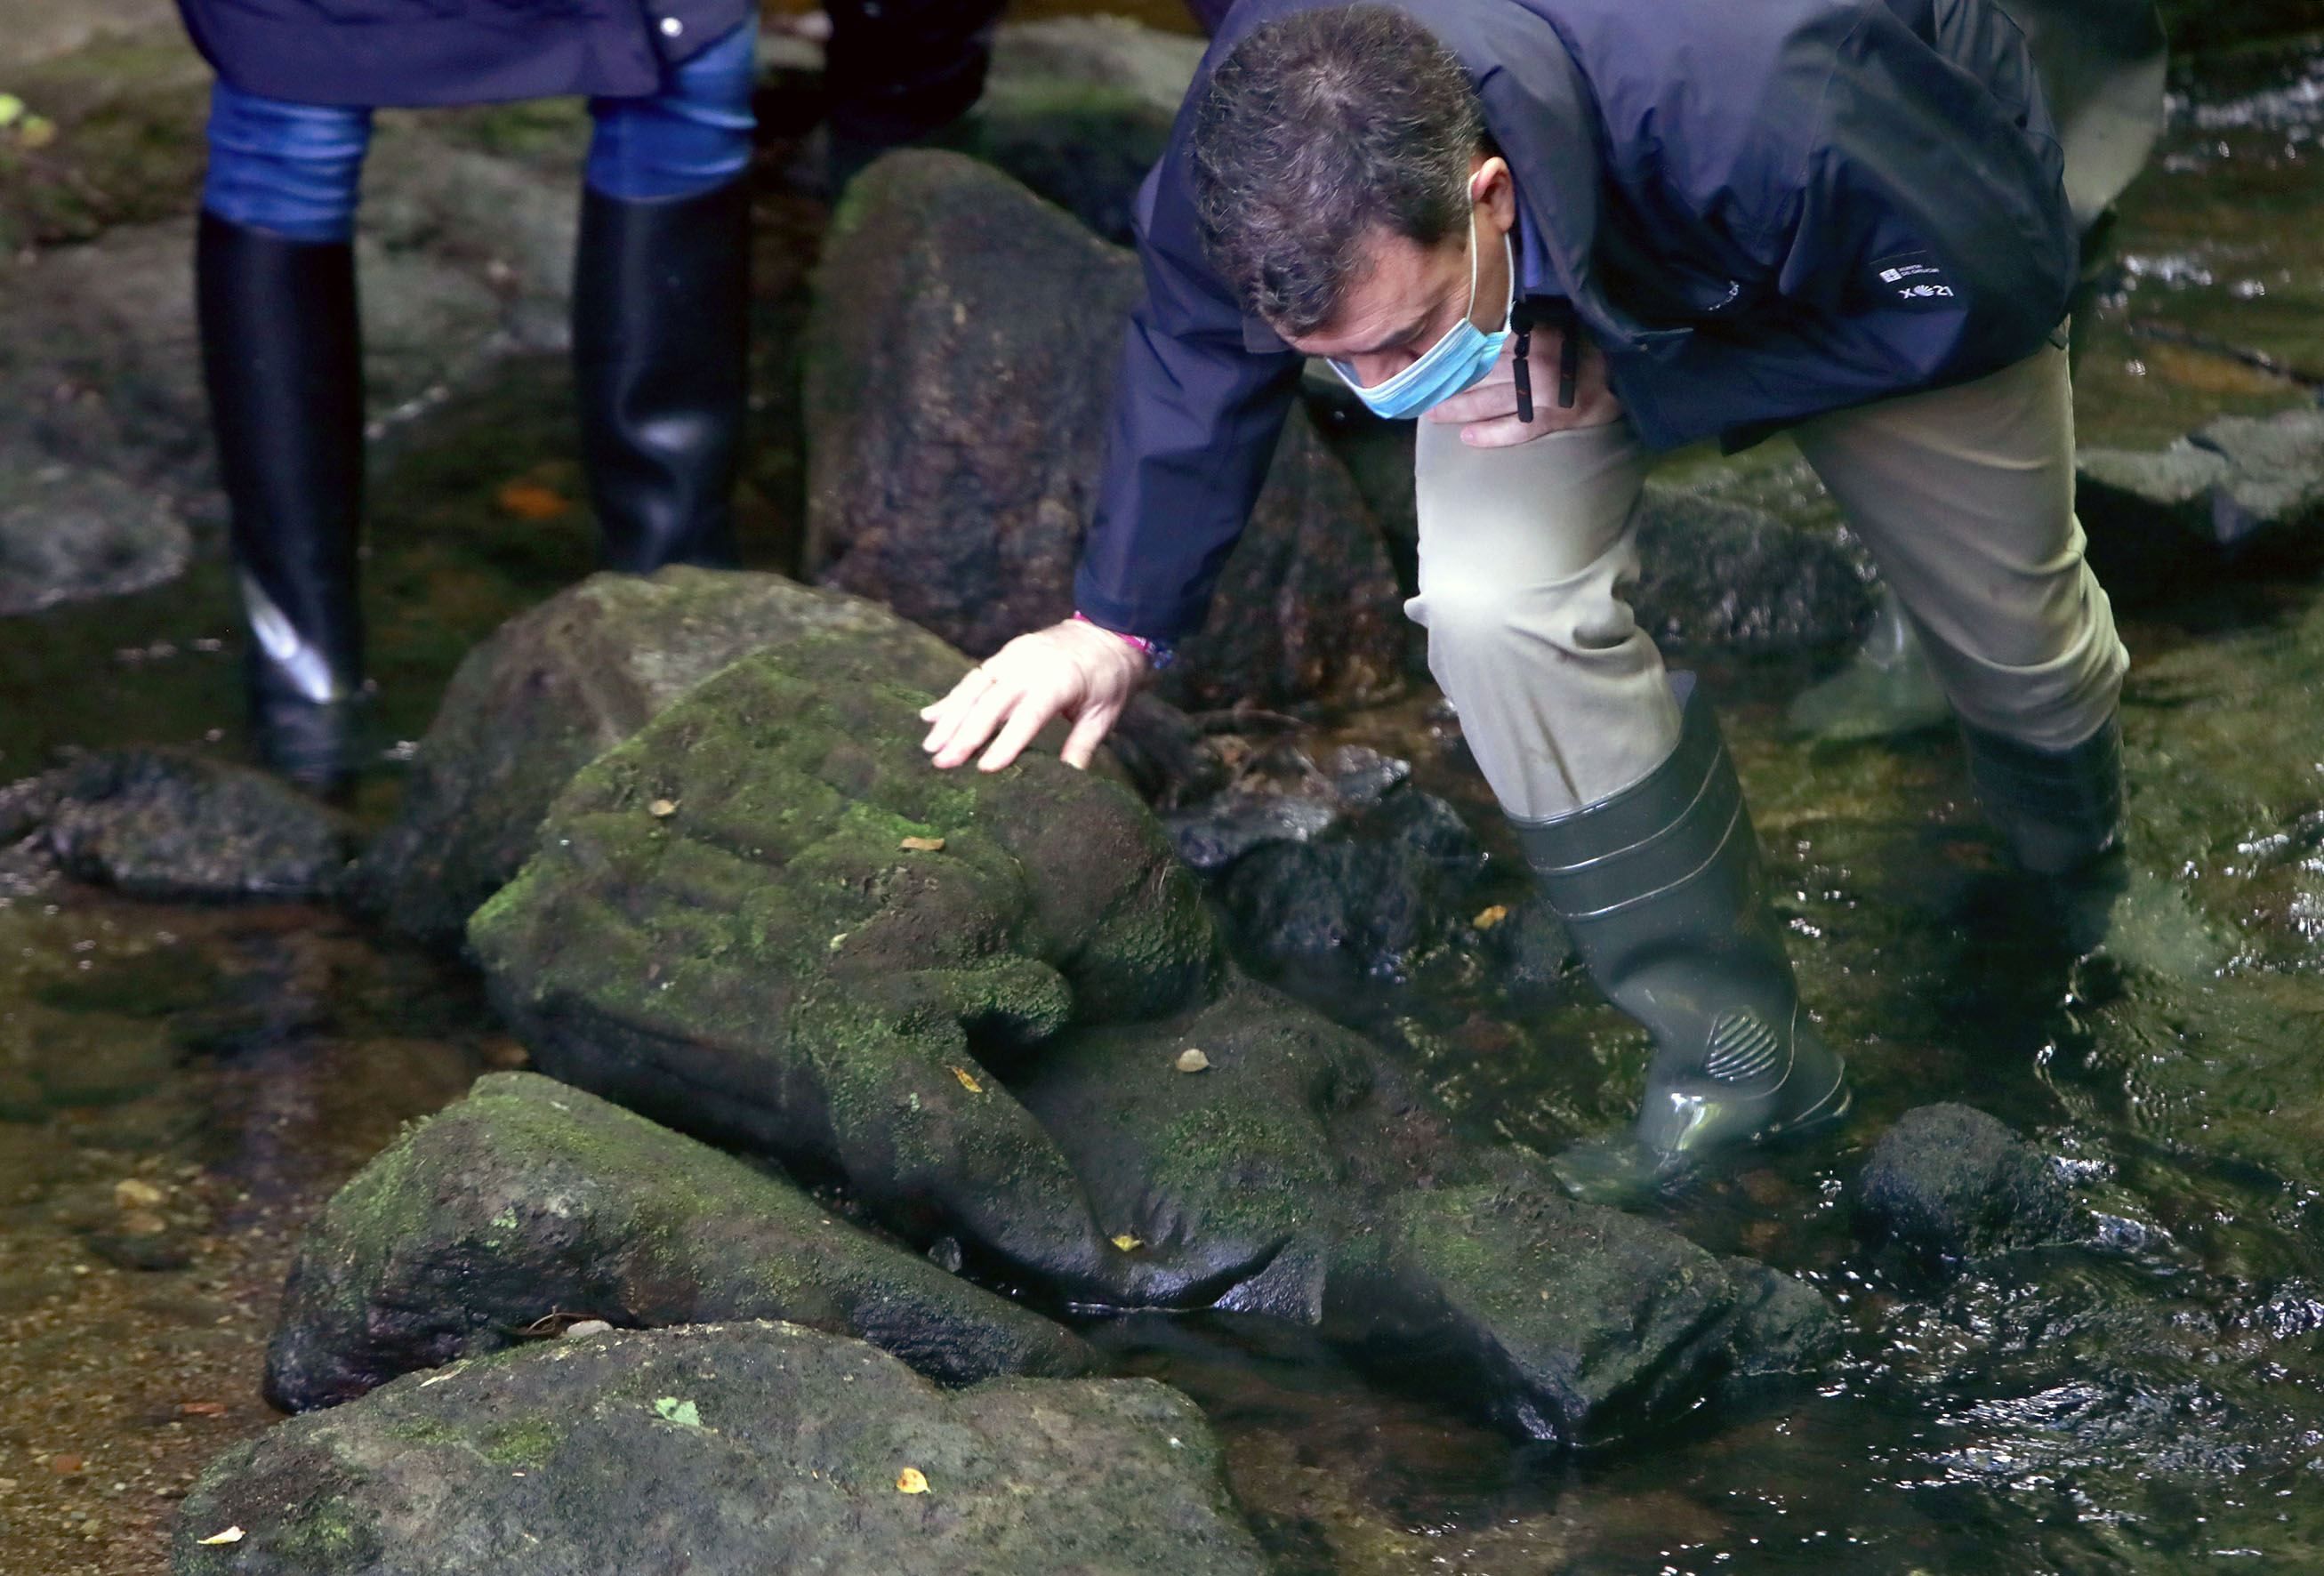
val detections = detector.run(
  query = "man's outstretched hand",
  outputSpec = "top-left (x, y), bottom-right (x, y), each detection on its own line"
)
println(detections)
top-left (920, 618), bottom-right (1148, 772)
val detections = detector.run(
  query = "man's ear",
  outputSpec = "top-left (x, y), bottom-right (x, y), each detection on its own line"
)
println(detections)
top-left (1471, 155), bottom-right (1518, 235)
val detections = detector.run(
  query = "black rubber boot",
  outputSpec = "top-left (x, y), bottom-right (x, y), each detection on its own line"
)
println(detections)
top-left (572, 177), bottom-right (751, 573)
top-left (1515, 677), bottom-right (1850, 1192)
top-left (196, 210), bottom-right (366, 800)
top-left (1959, 713), bottom-right (2123, 877)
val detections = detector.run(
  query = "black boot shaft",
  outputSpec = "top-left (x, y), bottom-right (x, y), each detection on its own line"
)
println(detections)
top-left (197, 211), bottom-right (366, 793)
top-left (573, 178), bottom-right (751, 573)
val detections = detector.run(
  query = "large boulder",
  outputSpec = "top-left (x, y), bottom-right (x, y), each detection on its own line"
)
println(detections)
top-left (2, 748), bottom-right (350, 901)
top-left (265, 1073), bottom-right (1096, 1411)
top-left (2079, 405), bottom-right (2324, 551)
top-left (356, 566), bottom-right (969, 949)
top-left (469, 648), bottom-right (1221, 1306)
top-left (175, 1323), bottom-right (1271, 1576)
top-left (804, 151), bottom-right (1404, 712)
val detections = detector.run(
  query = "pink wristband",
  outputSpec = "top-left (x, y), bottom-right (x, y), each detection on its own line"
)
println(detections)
top-left (1073, 611), bottom-right (1175, 669)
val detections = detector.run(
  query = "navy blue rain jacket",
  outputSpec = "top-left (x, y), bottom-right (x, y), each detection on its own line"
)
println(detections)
top-left (176, 0), bottom-right (751, 108)
top-left (1074, 0), bottom-right (2081, 645)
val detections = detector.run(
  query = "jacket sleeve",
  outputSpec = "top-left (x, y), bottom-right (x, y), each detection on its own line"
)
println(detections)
top-left (1072, 155), bottom-right (1304, 644)
top-left (1612, 6), bottom-right (2079, 450)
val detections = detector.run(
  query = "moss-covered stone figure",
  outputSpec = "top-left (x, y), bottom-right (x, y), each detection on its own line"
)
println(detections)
top-left (359, 567), bottom-right (971, 949)
top-left (470, 650), bottom-right (1221, 1304)
top-left (265, 1073), bottom-right (1096, 1410)
top-left (177, 1323), bottom-right (1272, 1576)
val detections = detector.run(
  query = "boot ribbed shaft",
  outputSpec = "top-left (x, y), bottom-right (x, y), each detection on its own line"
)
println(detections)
top-left (1960, 713), bottom-right (2124, 876)
top-left (1513, 678), bottom-right (1846, 1169)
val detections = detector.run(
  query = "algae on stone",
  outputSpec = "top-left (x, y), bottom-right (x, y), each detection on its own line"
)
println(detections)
top-left (180, 1323), bottom-right (1272, 1576)
top-left (470, 650), bottom-right (1220, 1303)
top-left (266, 1073), bottom-right (1095, 1410)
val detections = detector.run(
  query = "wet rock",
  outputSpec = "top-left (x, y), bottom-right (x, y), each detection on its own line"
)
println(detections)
top-left (1217, 783), bottom-right (1492, 978)
top-left (1165, 741), bottom-right (1524, 979)
top-left (2079, 405), bottom-right (2324, 553)
top-left (805, 151), bottom-right (1404, 712)
top-left (971, 17), bottom-right (1207, 244)
top-left (267, 1072), bottom-right (1093, 1410)
top-left (1631, 490), bottom-right (1875, 657)
top-left (0, 446), bottom-right (191, 615)
top-left (1015, 979), bottom-right (1839, 1443)
top-left (177, 1323), bottom-right (1270, 1576)
top-left (1855, 1104), bottom-right (2077, 1261)
top-left (357, 566), bottom-right (969, 949)
top-left (469, 649), bottom-right (1221, 1305)
top-left (8, 748), bottom-right (350, 901)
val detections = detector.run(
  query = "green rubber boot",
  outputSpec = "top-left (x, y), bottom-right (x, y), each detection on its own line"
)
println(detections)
top-left (1516, 678), bottom-right (1851, 1195)
top-left (1962, 713), bottom-right (2228, 977)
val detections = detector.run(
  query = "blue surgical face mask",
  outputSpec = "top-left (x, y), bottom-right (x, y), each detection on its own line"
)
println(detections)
top-left (1330, 208), bottom-right (1514, 420)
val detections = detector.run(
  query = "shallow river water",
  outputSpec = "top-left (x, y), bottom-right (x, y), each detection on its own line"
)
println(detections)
top-left (4, 28), bottom-right (2324, 1576)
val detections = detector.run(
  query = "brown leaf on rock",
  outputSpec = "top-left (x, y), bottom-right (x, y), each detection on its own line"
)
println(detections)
top-left (1472, 905), bottom-right (1509, 930)
top-left (949, 1065), bottom-right (983, 1094)
top-left (897, 1467), bottom-right (929, 1494)
top-left (495, 480), bottom-right (571, 520)
top-left (899, 835), bottom-right (946, 853)
top-left (1174, 1049), bottom-right (1211, 1073)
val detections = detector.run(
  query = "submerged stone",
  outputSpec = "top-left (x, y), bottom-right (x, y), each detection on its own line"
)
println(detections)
top-left (1854, 1103), bottom-right (2078, 1261)
top-left (8, 747), bottom-right (350, 900)
top-left (178, 1323), bottom-right (1270, 1576)
top-left (0, 448), bottom-right (190, 615)
top-left (357, 567), bottom-right (969, 949)
top-left (266, 1072), bottom-right (1095, 1411)
top-left (805, 151), bottom-right (1403, 712)
top-left (469, 649), bottom-right (1220, 1305)
top-left (1016, 979), bottom-right (1839, 1443)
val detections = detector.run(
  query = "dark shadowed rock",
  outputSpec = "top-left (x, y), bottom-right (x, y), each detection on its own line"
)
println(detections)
top-left (266, 1073), bottom-right (1095, 1411)
top-left (1015, 979), bottom-right (1838, 1443)
top-left (1856, 1103), bottom-right (2077, 1261)
top-left (6, 748), bottom-right (349, 900)
top-left (356, 567), bottom-right (969, 949)
top-left (805, 151), bottom-right (1403, 712)
top-left (469, 648), bottom-right (1221, 1306)
top-left (1632, 490), bottom-right (1875, 657)
top-left (178, 1323), bottom-right (1270, 1576)
top-left (1216, 784), bottom-right (1491, 979)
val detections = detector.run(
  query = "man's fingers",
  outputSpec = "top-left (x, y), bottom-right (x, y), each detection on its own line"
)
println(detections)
top-left (1058, 702), bottom-right (1121, 770)
top-left (931, 676), bottom-right (1025, 769)
top-left (977, 691), bottom-right (1061, 773)
top-left (1460, 412), bottom-right (1547, 448)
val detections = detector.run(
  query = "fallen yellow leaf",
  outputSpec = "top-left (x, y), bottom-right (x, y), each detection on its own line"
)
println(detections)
top-left (1175, 1049), bottom-right (1211, 1073)
top-left (1472, 905), bottom-right (1509, 930)
top-left (949, 1065), bottom-right (983, 1094)
top-left (495, 479), bottom-right (571, 520)
top-left (897, 1467), bottom-right (929, 1494)
top-left (1111, 1233), bottom-right (1142, 1252)
top-left (197, 1527), bottom-right (246, 1546)
top-left (899, 835), bottom-right (946, 853)
top-left (647, 799), bottom-right (678, 818)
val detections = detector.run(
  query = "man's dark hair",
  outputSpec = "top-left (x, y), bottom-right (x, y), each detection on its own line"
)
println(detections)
top-left (1188, 5), bottom-right (1486, 337)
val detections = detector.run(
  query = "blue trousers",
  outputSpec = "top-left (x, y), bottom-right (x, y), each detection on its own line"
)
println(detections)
top-left (201, 22), bottom-right (757, 244)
